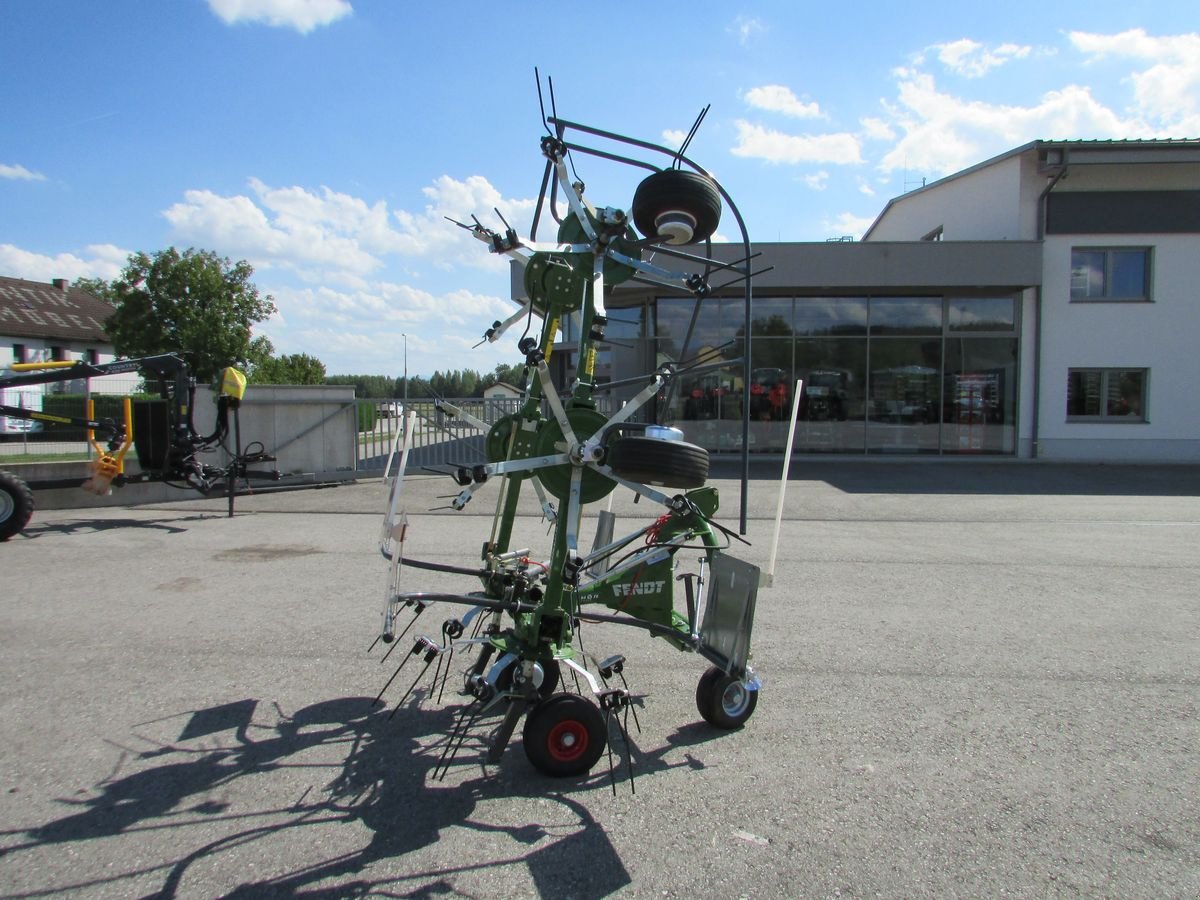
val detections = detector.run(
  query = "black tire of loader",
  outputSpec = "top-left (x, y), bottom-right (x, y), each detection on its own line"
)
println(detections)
top-left (606, 436), bottom-right (709, 489)
top-left (0, 470), bottom-right (34, 541)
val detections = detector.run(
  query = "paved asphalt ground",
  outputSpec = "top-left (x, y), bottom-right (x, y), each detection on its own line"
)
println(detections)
top-left (1, 461), bottom-right (1197, 898)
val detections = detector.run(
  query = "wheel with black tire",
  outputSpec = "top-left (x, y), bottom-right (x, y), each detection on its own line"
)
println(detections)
top-left (695, 665), bottom-right (758, 729)
top-left (522, 693), bottom-right (607, 777)
top-left (0, 470), bottom-right (34, 541)
top-left (606, 436), bottom-right (708, 488)
top-left (494, 657), bottom-right (561, 701)
top-left (631, 169), bottom-right (722, 245)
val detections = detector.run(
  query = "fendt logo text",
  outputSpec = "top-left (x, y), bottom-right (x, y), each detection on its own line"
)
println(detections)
top-left (611, 580), bottom-right (666, 598)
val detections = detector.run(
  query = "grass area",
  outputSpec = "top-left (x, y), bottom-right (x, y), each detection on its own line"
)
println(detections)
top-left (0, 451), bottom-right (91, 464)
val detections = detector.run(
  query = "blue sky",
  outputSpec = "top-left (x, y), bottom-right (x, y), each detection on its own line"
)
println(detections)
top-left (2, 1), bottom-right (1197, 378)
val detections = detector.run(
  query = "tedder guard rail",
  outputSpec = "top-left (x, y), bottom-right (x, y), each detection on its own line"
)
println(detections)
top-left (0, 353), bottom-right (280, 541)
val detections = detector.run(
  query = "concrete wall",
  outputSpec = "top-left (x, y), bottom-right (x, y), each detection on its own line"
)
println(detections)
top-left (218, 384), bottom-right (358, 477)
top-left (10, 384), bottom-right (359, 511)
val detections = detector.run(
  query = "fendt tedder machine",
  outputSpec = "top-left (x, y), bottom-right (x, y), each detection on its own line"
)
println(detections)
top-left (374, 87), bottom-right (770, 786)
top-left (0, 353), bottom-right (277, 540)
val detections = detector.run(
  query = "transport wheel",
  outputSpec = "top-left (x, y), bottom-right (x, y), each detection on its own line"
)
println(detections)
top-left (0, 470), bottom-right (34, 541)
top-left (631, 169), bottom-right (722, 245)
top-left (523, 693), bottom-right (607, 777)
top-left (495, 657), bottom-right (561, 700)
top-left (606, 435), bottom-right (708, 488)
top-left (695, 665), bottom-right (758, 729)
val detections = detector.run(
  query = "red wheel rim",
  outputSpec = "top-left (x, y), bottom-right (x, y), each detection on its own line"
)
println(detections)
top-left (546, 719), bottom-right (589, 762)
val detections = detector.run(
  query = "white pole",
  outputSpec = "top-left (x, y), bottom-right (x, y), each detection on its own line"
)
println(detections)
top-left (765, 379), bottom-right (804, 588)
top-left (381, 409), bottom-right (418, 551)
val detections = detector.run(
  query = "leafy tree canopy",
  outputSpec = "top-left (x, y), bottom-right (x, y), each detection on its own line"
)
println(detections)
top-left (101, 247), bottom-right (277, 383)
top-left (71, 276), bottom-right (115, 304)
top-left (325, 363), bottom-right (529, 399)
top-left (250, 353), bottom-right (327, 385)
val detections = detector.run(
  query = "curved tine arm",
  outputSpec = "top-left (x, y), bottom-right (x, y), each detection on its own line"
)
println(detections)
top-left (591, 464), bottom-right (674, 508)
top-left (485, 452), bottom-right (572, 479)
top-left (564, 466), bottom-right (584, 556)
top-left (530, 476), bottom-right (558, 523)
top-left (434, 400), bottom-right (491, 432)
top-left (552, 156), bottom-right (597, 242)
top-left (535, 360), bottom-right (576, 446)
top-left (605, 247), bottom-right (700, 289)
top-left (591, 251), bottom-right (606, 320)
top-left (561, 657), bottom-right (603, 694)
top-left (579, 369), bottom-right (667, 461)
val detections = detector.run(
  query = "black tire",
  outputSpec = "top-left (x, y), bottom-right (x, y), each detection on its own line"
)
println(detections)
top-left (695, 665), bottom-right (758, 729)
top-left (522, 693), bottom-right (607, 777)
top-left (631, 169), bottom-right (722, 245)
top-left (0, 470), bottom-right (34, 541)
top-left (494, 657), bottom-right (561, 700)
top-left (606, 436), bottom-right (709, 489)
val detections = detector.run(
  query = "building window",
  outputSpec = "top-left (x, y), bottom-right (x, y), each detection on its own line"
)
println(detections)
top-left (84, 349), bottom-right (99, 365)
top-left (12, 343), bottom-right (26, 364)
top-left (1067, 368), bottom-right (1147, 422)
top-left (1070, 248), bottom-right (1150, 301)
top-left (50, 346), bottom-right (66, 362)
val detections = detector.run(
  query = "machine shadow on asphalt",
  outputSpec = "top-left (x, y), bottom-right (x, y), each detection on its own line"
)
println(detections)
top-left (2, 691), bottom-right (735, 897)
top-left (13, 514), bottom-right (215, 538)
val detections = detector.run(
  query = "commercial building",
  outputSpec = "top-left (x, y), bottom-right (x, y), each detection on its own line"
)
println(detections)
top-left (539, 139), bottom-right (1198, 461)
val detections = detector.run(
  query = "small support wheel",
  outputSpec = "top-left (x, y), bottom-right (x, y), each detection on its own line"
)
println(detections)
top-left (0, 470), bottom-right (34, 541)
top-left (606, 435), bottom-right (708, 488)
top-left (631, 170), bottom-right (722, 245)
top-left (695, 666), bottom-right (758, 729)
top-left (522, 693), bottom-right (606, 776)
top-left (495, 657), bottom-right (561, 700)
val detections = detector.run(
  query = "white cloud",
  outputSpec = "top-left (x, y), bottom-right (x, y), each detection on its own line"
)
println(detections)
top-left (0, 163), bottom-right (46, 181)
top-left (869, 30), bottom-right (1200, 181)
top-left (661, 129), bottom-right (688, 148)
top-left (932, 39), bottom-right (1031, 78)
top-left (744, 85), bottom-right (823, 119)
top-left (261, 282), bottom-right (517, 375)
top-left (162, 175), bottom-right (534, 280)
top-left (729, 15), bottom-right (764, 47)
top-left (731, 121), bottom-right (863, 165)
top-left (0, 243), bottom-right (129, 282)
top-left (859, 117), bottom-right (896, 141)
top-left (1069, 29), bottom-right (1200, 134)
top-left (876, 69), bottom-right (1138, 176)
top-left (803, 171), bottom-right (830, 191)
top-left (821, 212), bottom-right (875, 240)
top-left (207, 0), bottom-right (351, 33)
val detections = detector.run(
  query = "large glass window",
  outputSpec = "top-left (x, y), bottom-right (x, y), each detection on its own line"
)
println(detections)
top-left (1067, 368), bottom-right (1147, 421)
top-left (944, 338), bottom-right (1018, 453)
top-left (751, 298), bottom-right (795, 336)
top-left (1070, 248), bottom-right (1150, 301)
top-left (655, 297), bottom-right (743, 359)
top-left (869, 297), bottom-right (942, 335)
top-left (866, 339), bottom-right (942, 453)
top-left (794, 338), bottom-right (866, 453)
top-left (794, 297), bottom-right (867, 336)
top-left (948, 297), bottom-right (1016, 332)
top-left (647, 292), bottom-right (1022, 455)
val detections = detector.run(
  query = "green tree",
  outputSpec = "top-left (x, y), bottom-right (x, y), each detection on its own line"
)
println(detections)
top-left (104, 247), bottom-right (277, 383)
top-left (71, 276), bottom-right (115, 304)
top-left (250, 353), bottom-right (327, 385)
